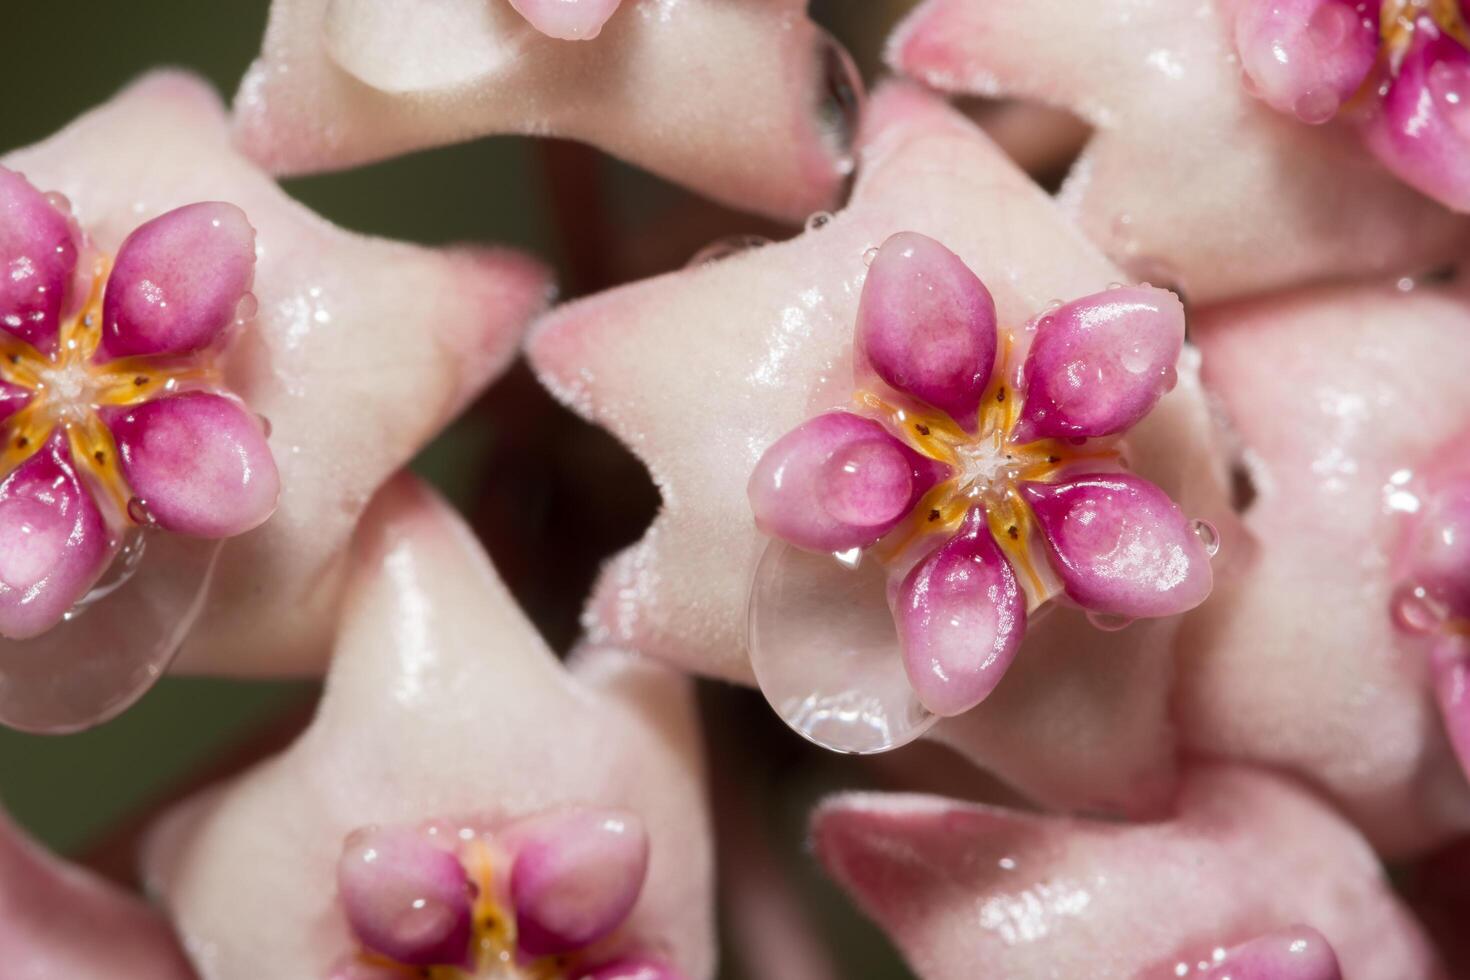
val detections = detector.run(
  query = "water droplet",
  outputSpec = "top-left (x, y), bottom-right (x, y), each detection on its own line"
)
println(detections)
top-left (862, 246), bottom-right (879, 266)
top-left (1107, 281), bottom-right (1126, 290)
top-left (257, 414), bottom-right (273, 439)
top-left (832, 546), bottom-right (863, 569)
top-left (814, 29), bottom-right (862, 174)
top-left (1191, 518), bottom-right (1220, 557)
top-left (1086, 610), bottom-right (1135, 632)
top-left (43, 191), bottom-right (72, 214)
top-left (234, 291), bottom-right (259, 324)
top-left (1396, 276), bottom-right (1416, 293)
top-left (127, 496), bottom-right (156, 527)
top-left (687, 235), bottom-right (772, 267)
top-left (74, 527), bottom-right (149, 610)
top-left (1392, 583), bottom-right (1448, 634)
top-left (805, 211), bottom-right (835, 233)
top-left (1044, 298), bottom-right (1063, 312)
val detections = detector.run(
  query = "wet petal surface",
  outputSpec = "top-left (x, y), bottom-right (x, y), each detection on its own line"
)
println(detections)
top-left (1233, 0), bottom-right (1376, 123)
top-left (0, 165), bottom-right (76, 353)
top-left (337, 825), bottom-right (473, 968)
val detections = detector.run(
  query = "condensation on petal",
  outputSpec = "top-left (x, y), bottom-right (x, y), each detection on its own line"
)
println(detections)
top-left (103, 392), bottom-right (279, 539)
top-left (1233, 0), bottom-right (1376, 123)
top-left (1191, 925), bottom-right (1343, 980)
top-left (856, 232), bottom-right (997, 430)
top-left (1013, 285), bottom-right (1184, 444)
top-left (0, 431), bottom-right (112, 640)
top-left (0, 166), bottom-right (77, 355)
top-left (1363, 28), bottom-right (1470, 211)
top-left (895, 507), bottom-right (1025, 717)
top-left (100, 202), bottom-right (256, 360)
top-left (748, 411), bottom-right (947, 554)
top-left (575, 957), bottom-right (687, 980)
top-left (508, 808), bottom-right (649, 958)
top-left (509, 0), bottom-right (622, 41)
top-left (337, 826), bottom-right (474, 969)
top-left (1021, 473), bottom-right (1211, 618)
top-left (0, 381), bottom-right (32, 425)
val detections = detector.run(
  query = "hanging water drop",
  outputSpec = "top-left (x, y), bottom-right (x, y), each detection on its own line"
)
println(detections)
top-left (686, 235), bottom-right (772, 267)
top-left (1191, 518), bottom-right (1220, 557)
top-left (258, 414), bottom-right (273, 439)
top-left (1086, 610), bottom-right (1135, 632)
top-left (862, 246), bottom-right (879, 266)
top-left (127, 496), bottom-right (157, 527)
top-left (1392, 583), bottom-right (1448, 635)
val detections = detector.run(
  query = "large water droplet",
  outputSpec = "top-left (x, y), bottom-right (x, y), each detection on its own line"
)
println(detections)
top-left (234, 291), bottom-right (259, 325)
top-left (813, 29), bottom-right (863, 176)
top-left (43, 191), bottom-right (72, 214)
top-left (127, 495), bottom-right (156, 527)
top-left (1086, 610), bottom-right (1135, 632)
top-left (1392, 583), bottom-right (1448, 635)
top-left (749, 541), bottom-right (937, 754)
top-left (1191, 518), bottom-right (1220, 557)
top-left (687, 235), bottom-right (773, 267)
top-left (861, 246), bottom-right (879, 266)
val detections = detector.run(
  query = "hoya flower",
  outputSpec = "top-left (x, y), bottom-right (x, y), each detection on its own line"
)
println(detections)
top-left (812, 766), bottom-right (1441, 979)
top-left (1183, 278), bottom-right (1470, 854)
top-left (747, 231), bottom-right (1212, 735)
top-left (233, 0), bottom-right (863, 223)
top-left (887, 0), bottom-right (1469, 302)
top-left (532, 84), bottom-right (1237, 812)
top-left (0, 166), bottom-right (278, 643)
top-left (145, 478), bottom-right (713, 980)
top-left (0, 806), bottom-right (196, 979)
top-left (1232, 0), bottom-right (1470, 211)
top-left (0, 72), bottom-right (549, 729)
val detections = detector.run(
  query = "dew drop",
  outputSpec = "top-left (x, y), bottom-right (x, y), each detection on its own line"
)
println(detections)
top-left (234, 291), bottom-right (259, 324)
top-left (1086, 610), bottom-right (1135, 632)
top-left (257, 414), bottom-right (273, 438)
top-left (1396, 276), bottom-right (1416, 293)
top-left (43, 191), bottom-right (72, 214)
top-left (1392, 583), bottom-right (1448, 634)
top-left (805, 211), bottom-right (834, 233)
top-left (832, 546), bottom-right (863, 569)
top-left (1191, 518), bottom-right (1220, 557)
top-left (1044, 298), bottom-right (1064, 312)
top-left (686, 234), bottom-right (772, 267)
top-left (862, 246), bottom-right (879, 266)
top-left (127, 496), bottom-right (157, 527)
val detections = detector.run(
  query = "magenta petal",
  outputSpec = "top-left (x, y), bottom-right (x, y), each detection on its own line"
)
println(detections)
top-left (1198, 925), bottom-right (1343, 980)
top-left (1363, 27), bottom-right (1470, 211)
top-left (857, 232), bottom-right (997, 429)
top-left (575, 958), bottom-right (687, 980)
top-left (0, 431), bottom-right (112, 640)
top-left (1020, 473), bottom-right (1212, 618)
top-left (508, 0), bottom-right (622, 40)
top-left (1433, 638), bottom-right (1470, 783)
top-left (0, 381), bottom-right (32, 425)
top-left (749, 411), bottom-right (947, 553)
top-left (1013, 285), bottom-right (1185, 444)
top-left (894, 507), bottom-right (1025, 717)
top-left (100, 202), bottom-right (256, 360)
top-left (509, 808), bottom-right (650, 958)
top-left (0, 166), bottom-right (77, 354)
top-left (1233, 0), bottom-right (1376, 123)
top-left (336, 826), bottom-right (473, 969)
top-left (103, 392), bottom-right (278, 538)
top-left (1406, 475), bottom-right (1470, 620)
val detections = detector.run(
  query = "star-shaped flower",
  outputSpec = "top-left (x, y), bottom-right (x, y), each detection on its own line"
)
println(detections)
top-left (232, 0), bottom-right (863, 223)
top-left (0, 72), bottom-right (549, 730)
top-left (813, 766), bottom-right (1439, 979)
top-left (144, 478), bottom-right (713, 980)
top-left (887, 0), bottom-right (1470, 302)
top-left (530, 83), bottom-right (1237, 816)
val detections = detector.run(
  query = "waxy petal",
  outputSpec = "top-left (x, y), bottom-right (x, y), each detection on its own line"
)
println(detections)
top-left (0, 165), bottom-right (77, 353)
top-left (509, 808), bottom-right (650, 957)
top-left (1199, 926), bottom-right (1343, 980)
top-left (887, 0), bottom-right (1470, 301)
top-left (103, 392), bottom-right (279, 539)
top-left (1021, 473), bottom-right (1212, 619)
top-left (576, 959), bottom-right (686, 980)
top-left (857, 231), bottom-right (997, 428)
top-left (236, 0), bottom-right (860, 222)
top-left (1364, 28), bottom-right (1470, 213)
top-left (0, 380), bottom-right (31, 424)
top-left (0, 430), bottom-right (113, 640)
top-left (811, 767), bottom-right (1438, 980)
top-left (100, 202), bottom-right (255, 360)
top-left (337, 826), bottom-right (473, 968)
top-left (1233, 0), bottom-right (1376, 124)
top-left (1403, 470), bottom-right (1470, 620)
top-left (748, 412), bottom-right (946, 554)
top-left (1013, 285), bottom-right (1184, 443)
top-left (509, 0), bottom-right (622, 41)
top-left (895, 507), bottom-right (1025, 717)
top-left (146, 478), bottom-right (714, 979)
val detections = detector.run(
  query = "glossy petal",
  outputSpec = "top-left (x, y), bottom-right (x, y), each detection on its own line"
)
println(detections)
top-left (748, 412), bottom-right (946, 553)
top-left (1403, 471), bottom-right (1470, 619)
top-left (857, 231), bottom-right (997, 428)
top-left (576, 958), bottom-right (686, 980)
top-left (235, 0), bottom-right (860, 222)
top-left (509, 808), bottom-right (649, 957)
top-left (146, 478), bottom-right (714, 979)
top-left (1012, 285), bottom-right (1184, 443)
top-left (100, 202), bottom-right (255, 360)
top-left (508, 0), bottom-right (622, 41)
top-left (811, 767), bottom-right (1438, 980)
top-left (887, 0), bottom-right (1470, 301)
top-left (0, 430), bottom-right (113, 640)
top-left (1021, 473), bottom-right (1212, 618)
top-left (1233, 0), bottom-right (1376, 123)
top-left (1431, 637), bottom-right (1470, 784)
top-left (337, 826), bottom-right (473, 967)
top-left (1364, 27), bottom-right (1470, 213)
top-left (0, 164), bottom-right (77, 353)
top-left (4, 72), bottom-right (551, 675)
top-left (895, 507), bottom-right (1025, 717)
top-left (103, 392), bottom-right (278, 539)
top-left (1199, 926), bottom-right (1343, 980)
top-left (0, 380), bottom-right (31, 424)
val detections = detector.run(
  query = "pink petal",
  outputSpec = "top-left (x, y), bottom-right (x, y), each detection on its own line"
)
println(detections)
top-left (1403, 470), bottom-right (1470, 620)
top-left (508, 0), bottom-right (622, 41)
top-left (103, 392), bottom-right (279, 539)
top-left (1012, 285), bottom-right (1184, 443)
top-left (1021, 473), bottom-right (1212, 618)
top-left (1431, 638), bottom-right (1470, 784)
top-left (811, 767), bottom-right (1439, 980)
top-left (1233, 0), bottom-right (1377, 123)
top-left (100, 202), bottom-right (256, 360)
top-left (895, 507), bottom-right (1025, 717)
top-left (0, 430), bottom-right (113, 640)
top-left (748, 411), bottom-right (947, 554)
top-left (337, 825), bottom-right (473, 968)
top-left (1193, 926), bottom-right (1344, 980)
top-left (857, 231), bottom-right (997, 429)
top-left (0, 380), bottom-right (32, 424)
top-left (1364, 26), bottom-right (1470, 212)
top-left (509, 808), bottom-right (650, 957)
top-left (0, 165), bottom-right (77, 354)
top-left (575, 958), bottom-right (685, 980)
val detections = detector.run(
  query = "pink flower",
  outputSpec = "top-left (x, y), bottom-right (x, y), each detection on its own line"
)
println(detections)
top-left (747, 231), bottom-right (1212, 729)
